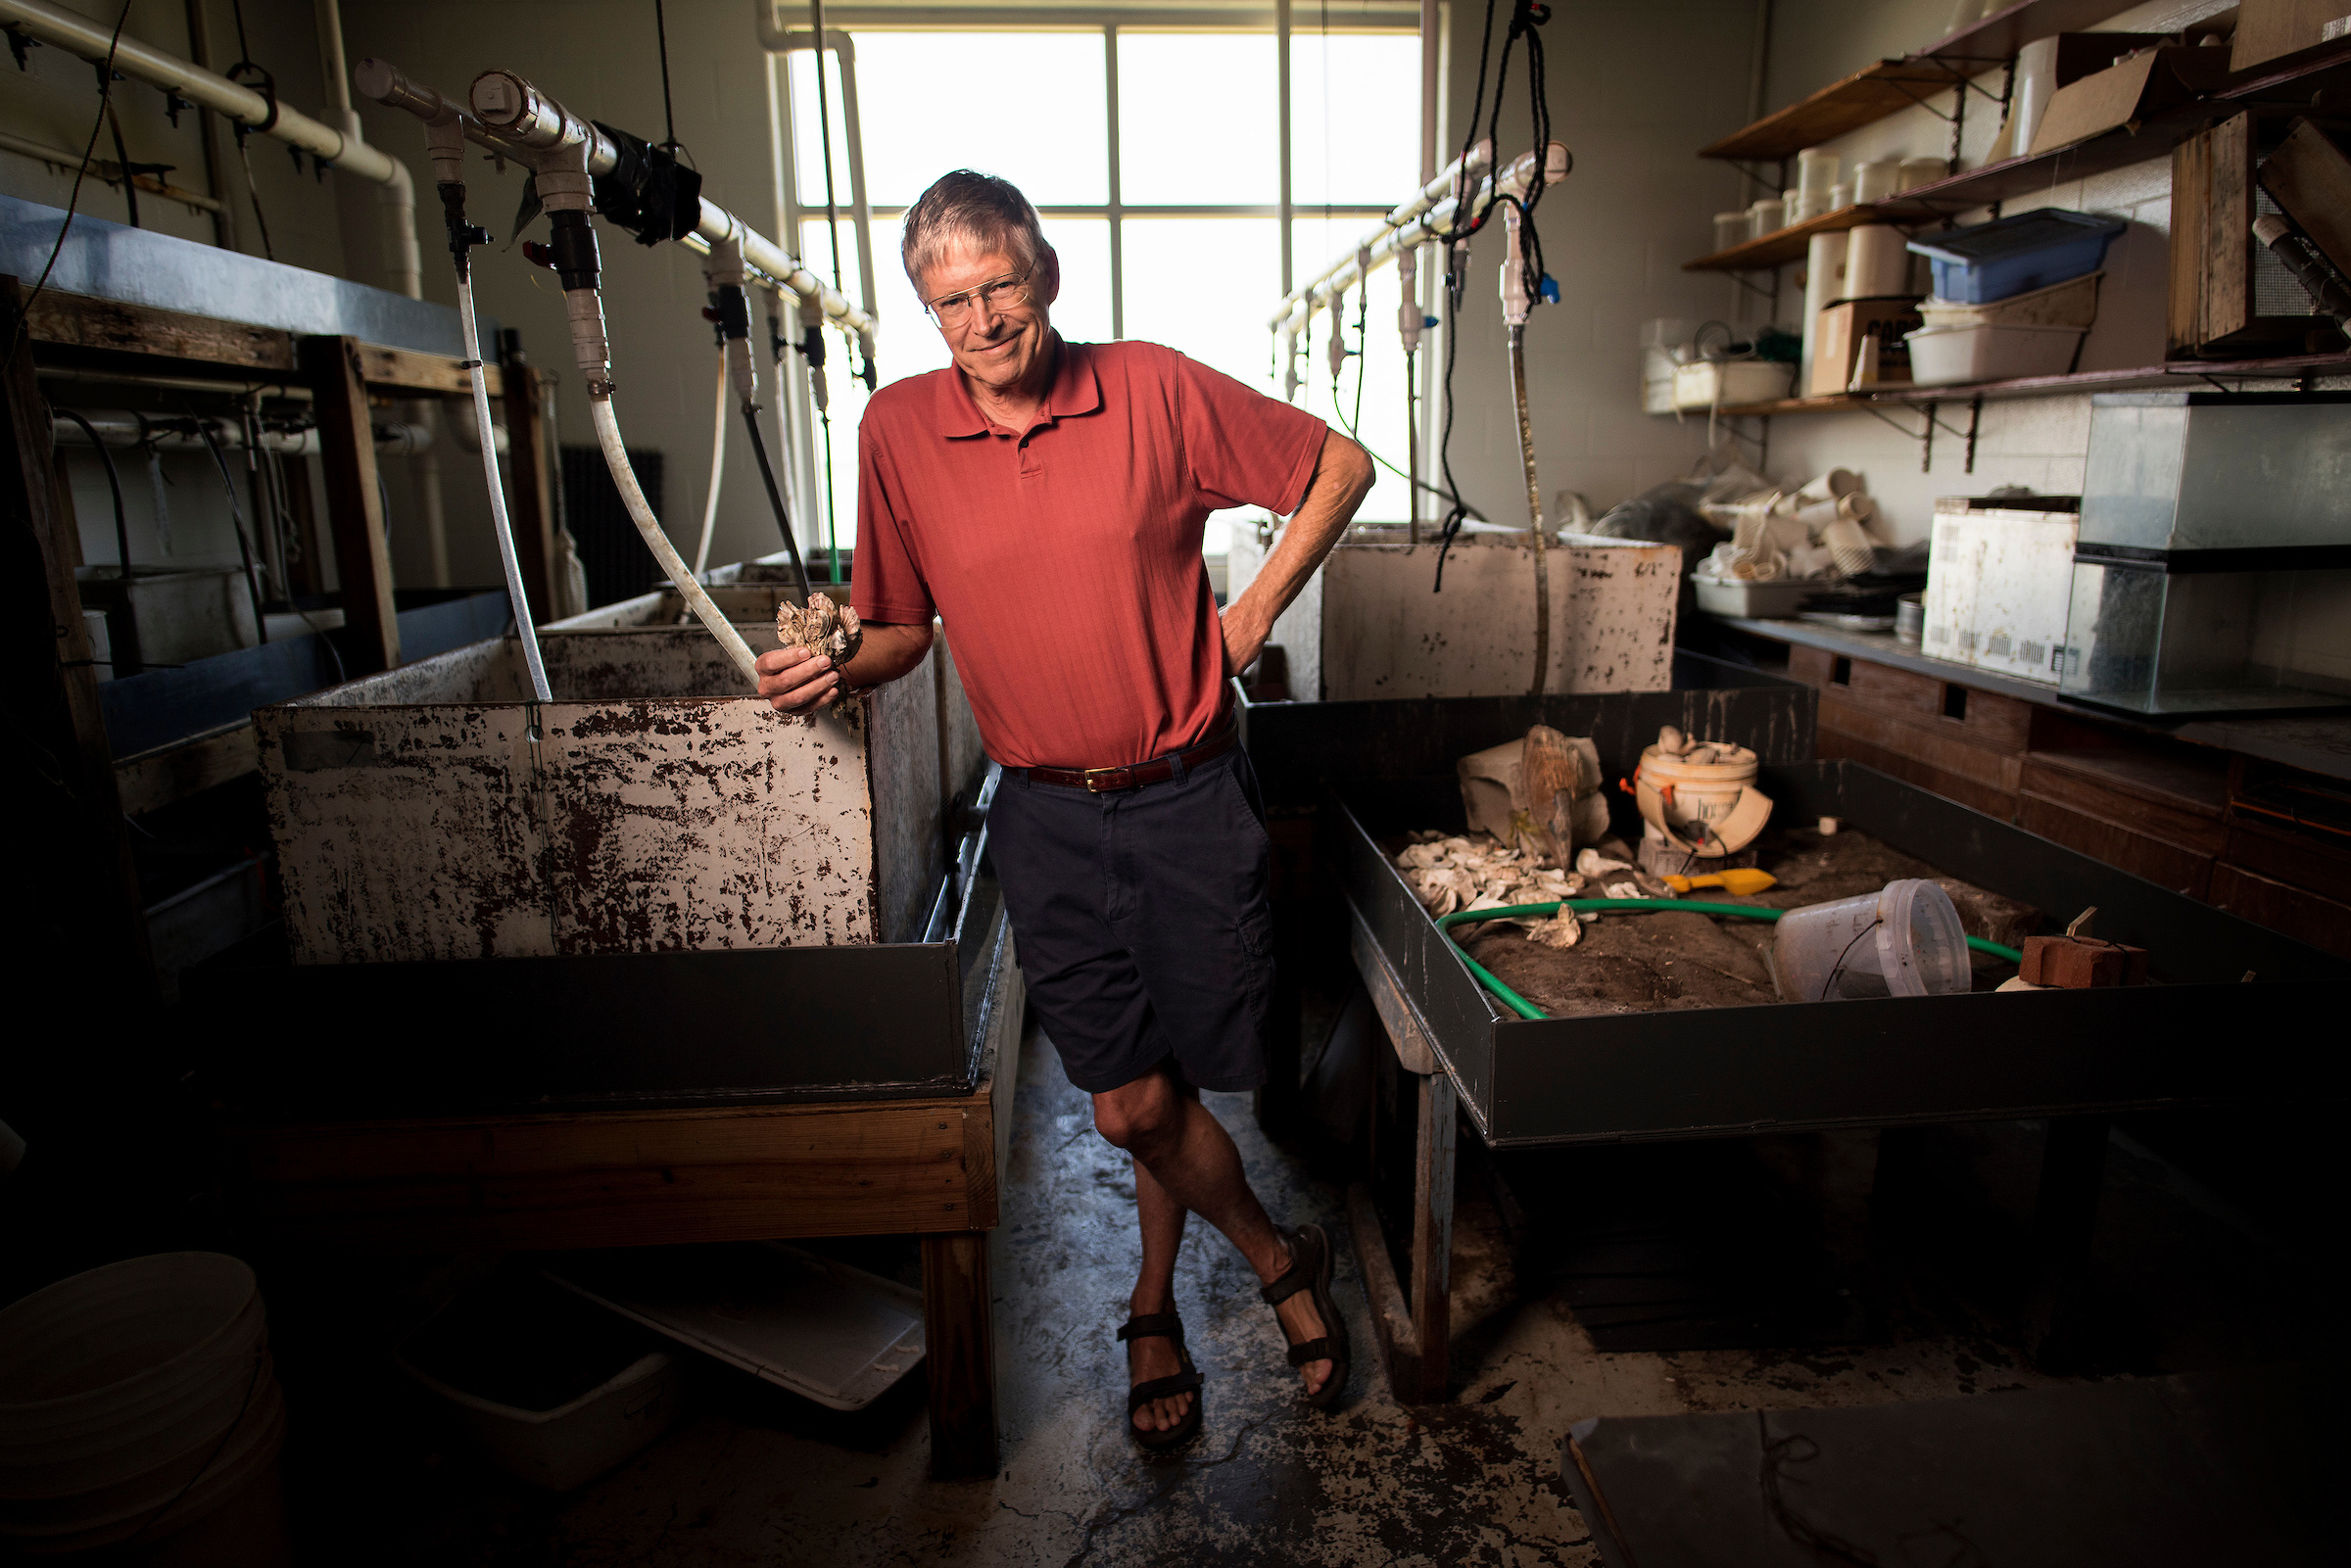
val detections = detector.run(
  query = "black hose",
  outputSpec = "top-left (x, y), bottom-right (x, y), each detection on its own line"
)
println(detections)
top-left (190, 416), bottom-right (271, 645)
top-left (51, 406), bottom-right (131, 573)
top-left (741, 404), bottom-right (814, 600)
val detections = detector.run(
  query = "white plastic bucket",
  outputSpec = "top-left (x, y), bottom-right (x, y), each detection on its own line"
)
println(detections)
top-left (0, 1254), bottom-right (288, 1557)
top-left (1773, 879), bottom-right (1972, 1001)
top-left (1633, 741), bottom-right (1770, 857)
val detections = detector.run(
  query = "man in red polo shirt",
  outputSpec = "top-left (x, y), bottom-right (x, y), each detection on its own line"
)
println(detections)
top-left (757, 170), bottom-right (1371, 1448)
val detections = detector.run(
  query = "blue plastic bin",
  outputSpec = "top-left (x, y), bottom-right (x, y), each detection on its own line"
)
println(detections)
top-left (1905, 211), bottom-right (2128, 305)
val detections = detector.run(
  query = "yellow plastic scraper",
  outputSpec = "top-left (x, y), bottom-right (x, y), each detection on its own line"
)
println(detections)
top-left (1663, 868), bottom-right (1779, 896)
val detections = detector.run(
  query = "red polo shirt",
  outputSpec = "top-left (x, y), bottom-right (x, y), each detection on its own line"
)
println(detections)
top-left (851, 337), bottom-right (1326, 770)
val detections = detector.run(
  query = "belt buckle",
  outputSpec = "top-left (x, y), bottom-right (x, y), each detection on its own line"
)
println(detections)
top-left (1082, 765), bottom-right (1128, 793)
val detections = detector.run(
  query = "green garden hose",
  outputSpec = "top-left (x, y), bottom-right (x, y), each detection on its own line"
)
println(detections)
top-left (1436, 899), bottom-right (2025, 1022)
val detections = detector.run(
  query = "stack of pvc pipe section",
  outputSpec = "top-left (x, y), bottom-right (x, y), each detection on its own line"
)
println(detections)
top-left (1799, 232), bottom-right (1848, 394)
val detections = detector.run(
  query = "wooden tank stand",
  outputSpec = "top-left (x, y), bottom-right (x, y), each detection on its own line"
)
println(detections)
top-left (223, 1033), bottom-right (1021, 1479)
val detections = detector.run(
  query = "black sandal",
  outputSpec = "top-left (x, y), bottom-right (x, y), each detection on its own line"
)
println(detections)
top-left (1260, 1222), bottom-right (1351, 1409)
top-left (1117, 1311), bottom-right (1204, 1450)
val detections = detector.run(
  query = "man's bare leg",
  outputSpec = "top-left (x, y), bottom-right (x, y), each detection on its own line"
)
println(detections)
top-left (1128, 1155), bottom-right (1192, 1433)
top-left (1095, 1067), bottom-right (1333, 1410)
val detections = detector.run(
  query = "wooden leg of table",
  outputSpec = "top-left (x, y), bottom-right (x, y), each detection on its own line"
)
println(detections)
top-left (1407, 1069), bottom-right (1458, 1403)
top-left (921, 1230), bottom-right (999, 1479)
top-left (1347, 1181), bottom-right (1417, 1399)
top-left (2023, 1115), bottom-right (2109, 1371)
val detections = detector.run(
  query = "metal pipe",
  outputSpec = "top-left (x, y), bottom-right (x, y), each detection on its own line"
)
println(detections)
top-left (0, 0), bottom-right (396, 183)
top-left (0, 128), bottom-right (224, 213)
top-left (1268, 137), bottom-right (1532, 336)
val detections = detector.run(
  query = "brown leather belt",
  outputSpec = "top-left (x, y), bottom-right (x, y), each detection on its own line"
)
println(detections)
top-left (1021, 726), bottom-right (1237, 793)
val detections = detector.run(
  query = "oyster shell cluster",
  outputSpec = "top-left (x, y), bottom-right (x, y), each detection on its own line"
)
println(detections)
top-left (776, 592), bottom-right (864, 672)
top-left (1394, 833), bottom-right (1668, 950)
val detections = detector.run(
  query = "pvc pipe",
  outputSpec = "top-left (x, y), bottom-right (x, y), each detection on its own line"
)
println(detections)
top-left (749, 23), bottom-right (882, 369)
top-left (693, 353), bottom-right (729, 578)
top-left (593, 401), bottom-right (763, 686)
top-left (1271, 139), bottom-right (1556, 337)
top-left (447, 64), bottom-right (876, 340)
top-left (456, 267), bottom-right (552, 704)
top-left (0, 0), bottom-right (395, 184)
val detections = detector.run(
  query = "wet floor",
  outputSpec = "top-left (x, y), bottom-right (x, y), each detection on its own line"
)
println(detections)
top-left (275, 1021), bottom-right (2328, 1567)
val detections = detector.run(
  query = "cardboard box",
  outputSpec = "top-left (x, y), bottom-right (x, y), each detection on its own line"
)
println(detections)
top-left (1809, 297), bottom-right (1924, 397)
top-left (2231, 0), bottom-right (2344, 72)
top-left (2027, 46), bottom-right (2233, 155)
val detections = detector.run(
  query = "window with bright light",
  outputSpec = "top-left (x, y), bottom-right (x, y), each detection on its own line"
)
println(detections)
top-left (779, 25), bottom-right (1421, 560)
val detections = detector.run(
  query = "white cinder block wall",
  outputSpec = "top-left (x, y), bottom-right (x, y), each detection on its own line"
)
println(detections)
top-left (1429, 0), bottom-right (1765, 528)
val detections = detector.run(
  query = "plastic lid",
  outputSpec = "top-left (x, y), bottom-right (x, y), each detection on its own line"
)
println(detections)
top-left (1872, 879), bottom-right (1971, 997)
top-left (1903, 210), bottom-right (2127, 264)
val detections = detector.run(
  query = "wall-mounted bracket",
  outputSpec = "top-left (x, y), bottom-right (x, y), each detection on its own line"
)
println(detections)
top-left (1858, 395), bottom-right (1981, 473)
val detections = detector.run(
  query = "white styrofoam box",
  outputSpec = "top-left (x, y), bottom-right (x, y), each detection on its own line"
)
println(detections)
top-left (1671, 359), bottom-right (1795, 410)
top-left (1229, 526), bottom-right (1680, 700)
top-left (261, 629), bottom-right (950, 963)
top-left (1921, 500), bottom-right (2080, 685)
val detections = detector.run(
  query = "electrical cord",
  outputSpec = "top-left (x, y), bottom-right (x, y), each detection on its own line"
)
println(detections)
top-left (742, 405), bottom-right (815, 599)
top-left (1333, 301), bottom-right (1485, 522)
top-left (10, 0), bottom-right (134, 359)
top-left (1426, 0), bottom-right (1557, 590)
top-left (50, 406), bottom-right (132, 573)
top-left (188, 414), bottom-right (271, 644)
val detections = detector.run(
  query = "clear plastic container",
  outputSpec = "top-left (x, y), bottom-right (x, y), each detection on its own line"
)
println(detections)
top-left (1772, 879), bottom-right (1972, 1001)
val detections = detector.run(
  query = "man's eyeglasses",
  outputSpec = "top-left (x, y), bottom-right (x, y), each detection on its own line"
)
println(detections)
top-left (925, 268), bottom-right (1032, 327)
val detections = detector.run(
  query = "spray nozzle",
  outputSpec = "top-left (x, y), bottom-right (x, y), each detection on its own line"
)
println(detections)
top-left (521, 240), bottom-right (555, 269)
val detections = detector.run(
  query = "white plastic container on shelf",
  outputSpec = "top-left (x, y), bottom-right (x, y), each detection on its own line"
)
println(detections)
top-left (1713, 212), bottom-right (1749, 254)
top-left (1748, 199), bottom-right (1785, 240)
top-left (1916, 271), bottom-right (2102, 330)
top-left (1772, 879), bottom-right (1972, 1002)
top-left (1906, 321), bottom-right (2085, 385)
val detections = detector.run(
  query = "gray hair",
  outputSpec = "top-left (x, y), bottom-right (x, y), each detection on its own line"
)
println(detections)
top-left (901, 170), bottom-right (1045, 292)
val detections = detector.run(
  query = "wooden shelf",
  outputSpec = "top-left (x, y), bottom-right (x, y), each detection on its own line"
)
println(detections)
top-left (1687, 39), bottom-right (2351, 271)
top-left (1698, 0), bottom-right (2149, 163)
top-left (1683, 203), bottom-right (1935, 272)
top-left (1888, 41), bottom-right (2351, 215)
top-left (1707, 352), bottom-right (2351, 417)
top-left (1701, 61), bottom-right (1983, 164)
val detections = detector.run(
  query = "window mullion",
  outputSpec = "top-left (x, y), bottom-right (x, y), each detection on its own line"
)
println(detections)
top-left (1106, 24), bottom-right (1124, 341)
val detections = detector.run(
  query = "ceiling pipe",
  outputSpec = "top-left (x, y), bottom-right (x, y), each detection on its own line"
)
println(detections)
top-left (0, 0), bottom-right (397, 183)
top-left (1271, 138), bottom-right (1558, 337)
top-left (357, 58), bottom-right (875, 340)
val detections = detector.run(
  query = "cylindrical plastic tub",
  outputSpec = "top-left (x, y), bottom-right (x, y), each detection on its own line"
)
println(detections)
top-left (1906, 321), bottom-right (2086, 386)
top-left (0, 1253), bottom-right (288, 1556)
top-left (1773, 879), bottom-right (1971, 1001)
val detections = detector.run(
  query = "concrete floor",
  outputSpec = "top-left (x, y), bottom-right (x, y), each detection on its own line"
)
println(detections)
top-left (275, 1021), bottom-right (2328, 1567)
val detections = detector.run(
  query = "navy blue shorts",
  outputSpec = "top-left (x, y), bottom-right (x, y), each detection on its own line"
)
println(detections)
top-left (987, 739), bottom-right (1274, 1095)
